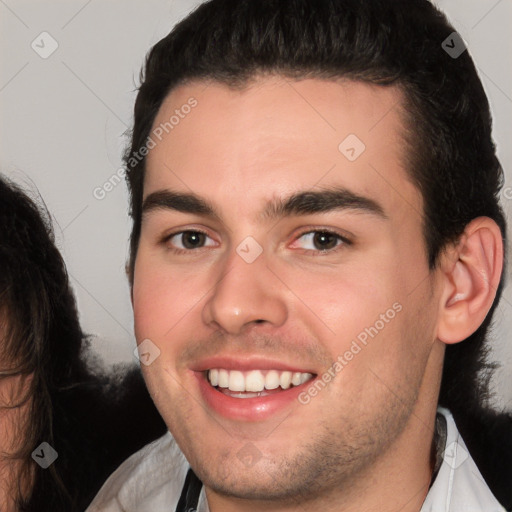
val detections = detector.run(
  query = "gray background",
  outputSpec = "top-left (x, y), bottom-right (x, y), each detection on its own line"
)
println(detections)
top-left (1, 0), bottom-right (511, 410)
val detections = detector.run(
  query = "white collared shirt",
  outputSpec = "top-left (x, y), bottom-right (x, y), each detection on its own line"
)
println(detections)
top-left (420, 407), bottom-right (505, 512)
top-left (86, 408), bottom-right (505, 512)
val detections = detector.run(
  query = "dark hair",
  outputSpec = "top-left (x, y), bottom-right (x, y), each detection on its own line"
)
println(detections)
top-left (123, 0), bottom-right (510, 505)
top-left (0, 175), bottom-right (166, 511)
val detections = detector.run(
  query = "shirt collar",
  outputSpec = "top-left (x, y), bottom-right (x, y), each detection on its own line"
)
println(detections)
top-left (421, 407), bottom-right (505, 512)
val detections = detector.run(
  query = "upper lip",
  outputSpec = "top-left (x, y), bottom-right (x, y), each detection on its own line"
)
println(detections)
top-left (190, 355), bottom-right (317, 374)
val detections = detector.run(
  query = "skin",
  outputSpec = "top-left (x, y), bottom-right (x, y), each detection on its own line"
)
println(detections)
top-left (132, 77), bottom-right (502, 511)
top-left (0, 373), bottom-right (33, 512)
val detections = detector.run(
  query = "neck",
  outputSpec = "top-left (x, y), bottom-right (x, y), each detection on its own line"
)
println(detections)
top-left (0, 458), bottom-right (32, 512)
top-left (0, 375), bottom-right (33, 510)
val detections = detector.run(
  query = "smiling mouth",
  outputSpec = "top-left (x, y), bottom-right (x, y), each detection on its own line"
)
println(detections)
top-left (206, 368), bottom-right (315, 398)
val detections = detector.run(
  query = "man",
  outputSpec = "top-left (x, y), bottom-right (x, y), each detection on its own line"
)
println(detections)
top-left (87, 0), bottom-right (512, 510)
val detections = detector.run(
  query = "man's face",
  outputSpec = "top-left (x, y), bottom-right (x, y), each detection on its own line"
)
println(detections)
top-left (133, 77), bottom-right (443, 502)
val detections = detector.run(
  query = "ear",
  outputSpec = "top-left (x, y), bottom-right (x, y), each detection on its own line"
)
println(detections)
top-left (436, 217), bottom-right (504, 345)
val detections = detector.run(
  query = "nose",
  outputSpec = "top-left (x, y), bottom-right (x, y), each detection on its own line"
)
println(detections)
top-left (201, 248), bottom-right (288, 335)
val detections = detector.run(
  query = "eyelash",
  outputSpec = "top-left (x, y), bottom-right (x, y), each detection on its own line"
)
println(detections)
top-left (162, 228), bottom-right (352, 256)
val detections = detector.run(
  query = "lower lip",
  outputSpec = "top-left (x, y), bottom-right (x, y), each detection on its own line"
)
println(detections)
top-left (194, 372), bottom-right (313, 421)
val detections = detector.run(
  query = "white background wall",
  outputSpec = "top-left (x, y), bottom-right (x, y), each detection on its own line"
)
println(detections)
top-left (1, 0), bottom-right (510, 410)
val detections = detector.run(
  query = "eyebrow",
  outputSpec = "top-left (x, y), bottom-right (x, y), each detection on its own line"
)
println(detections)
top-left (142, 190), bottom-right (220, 221)
top-left (262, 187), bottom-right (387, 221)
top-left (141, 187), bottom-right (388, 222)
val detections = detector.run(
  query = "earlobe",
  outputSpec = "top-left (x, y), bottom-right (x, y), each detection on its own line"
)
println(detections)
top-left (437, 217), bottom-right (503, 345)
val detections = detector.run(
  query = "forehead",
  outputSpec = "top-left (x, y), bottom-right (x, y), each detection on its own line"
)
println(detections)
top-left (144, 77), bottom-right (421, 220)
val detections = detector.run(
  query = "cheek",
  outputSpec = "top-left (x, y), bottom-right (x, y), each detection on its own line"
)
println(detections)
top-left (282, 261), bottom-right (402, 342)
top-left (132, 271), bottom-right (163, 341)
top-left (281, 255), bottom-right (422, 389)
top-left (133, 254), bottom-right (175, 340)
top-left (132, 252), bottom-right (210, 341)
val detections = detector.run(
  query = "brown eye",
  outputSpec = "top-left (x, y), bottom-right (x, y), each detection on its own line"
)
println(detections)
top-left (181, 231), bottom-right (206, 249)
top-left (294, 230), bottom-right (347, 252)
top-left (312, 231), bottom-right (339, 250)
top-left (167, 230), bottom-right (215, 250)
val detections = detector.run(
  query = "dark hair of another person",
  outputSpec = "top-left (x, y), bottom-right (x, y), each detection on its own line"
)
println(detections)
top-left (0, 175), bottom-right (166, 512)
top-left (122, 0), bottom-right (511, 507)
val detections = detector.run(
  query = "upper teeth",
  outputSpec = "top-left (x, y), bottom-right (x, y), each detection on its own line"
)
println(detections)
top-left (208, 369), bottom-right (314, 392)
